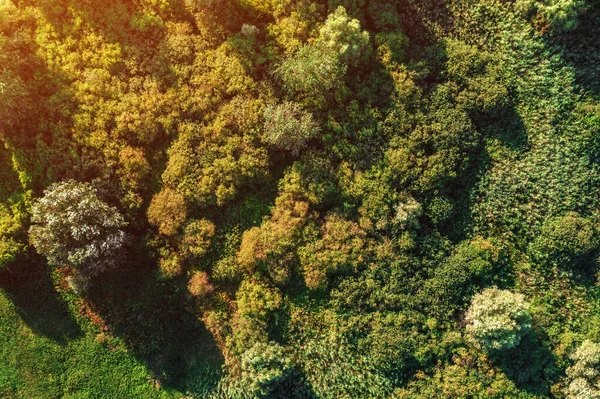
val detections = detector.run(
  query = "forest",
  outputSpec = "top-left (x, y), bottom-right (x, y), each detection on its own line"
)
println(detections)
top-left (1, 0), bottom-right (600, 397)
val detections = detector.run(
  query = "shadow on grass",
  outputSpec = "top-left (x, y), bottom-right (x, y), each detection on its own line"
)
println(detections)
top-left (435, 101), bottom-right (529, 244)
top-left (85, 254), bottom-right (224, 396)
top-left (549, 2), bottom-right (600, 98)
top-left (0, 256), bottom-right (83, 344)
top-left (495, 332), bottom-right (559, 396)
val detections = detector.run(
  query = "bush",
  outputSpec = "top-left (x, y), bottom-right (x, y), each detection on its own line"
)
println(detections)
top-left (29, 180), bottom-right (126, 281)
top-left (299, 213), bottom-right (367, 290)
top-left (276, 43), bottom-right (346, 108)
top-left (465, 287), bottom-right (532, 352)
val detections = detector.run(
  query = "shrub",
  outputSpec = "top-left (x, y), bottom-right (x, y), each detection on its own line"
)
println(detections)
top-left (528, 211), bottom-right (598, 269)
top-left (299, 213), bottom-right (367, 290)
top-left (158, 249), bottom-right (184, 278)
top-left (465, 287), bottom-right (532, 352)
top-left (276, 43), bottom-right (346, 108)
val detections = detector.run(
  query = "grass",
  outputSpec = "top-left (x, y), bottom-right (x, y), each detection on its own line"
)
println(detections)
top-left (0, 257), bottom-right (223, 399)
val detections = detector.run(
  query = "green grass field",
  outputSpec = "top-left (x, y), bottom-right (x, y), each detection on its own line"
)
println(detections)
top-left (0, 258), bottom-right (223, 398)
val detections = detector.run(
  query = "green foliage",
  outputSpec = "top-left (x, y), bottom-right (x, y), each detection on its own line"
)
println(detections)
top-left (466, 287), bottom-right (532, 353)
top-left (517, 0), bottom-right (584, 32)
top-left (424, 238), bottom-right (500, 318)
top-left (318, 6), bottom-right (370, 66)
top-left (2, 0), bottom-right (600, 396)
top-left (29, 180), bottom-right (126, 281)
top-left (296, 330), bottom-right (393, 398)
top-left (528, 211), bottom-right (598, 269)
top-left (237, 190), bottom-right (311, 284)
top-left (227, 280), bottom-right (282, 356)
top-left (375, 32), bottom-right (408, 66)
top-left (161, 100), bottom-right (269, 207)
top-left (276, 43), bottom-right (346, 108)
top-left (0, 199), bottom-right (27, 270)
top-left (263, 101), bottom-right (320, 155)
top-left (443, 39), bottom-right (508, 113)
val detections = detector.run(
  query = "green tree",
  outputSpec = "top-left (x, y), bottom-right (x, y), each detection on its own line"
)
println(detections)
top-left (263, 101), bottom-right (320, 155)
top-left (161, 98), bottom-right (268, 207)
top-left (424, 238), bottom-right (500, 318)
top-left (465, 287), bottom-right (532, 352)
top-left (29, 180), bottom-right (126, 285)
top-left (318, 6), bottom-right (370, 66)
top-left (276, 43), bottom-right (346, 108)
top-left (299, 213), bottom-right (368, 290)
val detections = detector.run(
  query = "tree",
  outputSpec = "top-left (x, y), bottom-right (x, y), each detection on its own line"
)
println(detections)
top-left (565, 340), bottom-right (600, 399)
top-left (180, 218), bottom-right (215, 258)
top-left (237, 191), bottom-right (312, 285)
top-left (424, 238), bottom-right (499, 318)
top-left (465, 287), bottom-right (532, 352)
top-left (161, 99), bottom-right (269, 207)
top-left (0, 199), bottom-right (26, 271)
top-left (276, 43), bottom-right (346, 108)
top-left (29, 180), bottom-right (126, 284)
top-left (299, 213), bottom-right (368, 290)
top-left (318, 6), bottom-right (370, 66)
top-left (147, 187), bottom-right (187, 236)
top-left (227, 279), bottom-right (283, 356)
top-left (263, 101), bottom-right (320, 155)
top-left (516, 0), bottom-right (584, 32)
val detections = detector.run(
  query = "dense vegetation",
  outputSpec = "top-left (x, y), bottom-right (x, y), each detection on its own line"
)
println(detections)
top-left (1, 0), bottom-right (600, 397)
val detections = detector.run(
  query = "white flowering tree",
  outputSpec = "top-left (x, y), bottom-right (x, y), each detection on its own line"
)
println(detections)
top-left (29, 180), bottom-right (126, 288)
top-left (465, 287), bottom-right (532, 352)
top-left (240, 341), bottom-right (292, 397)
top-left (565, 340), bottom-right (600, 399)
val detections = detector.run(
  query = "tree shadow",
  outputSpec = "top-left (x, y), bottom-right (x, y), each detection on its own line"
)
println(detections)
top-left (0, 256), bottom-right (83, 344)
top-left (548, 2), bottom-right (600, 98)
top-left (495, 332), bottom-right (560, 395)
top-left (85, 253), bottom-right (225, 396)
top-left (270, 367), bottom-right (318, 399)
top-left (438, 101), bottom-right (529, 243)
